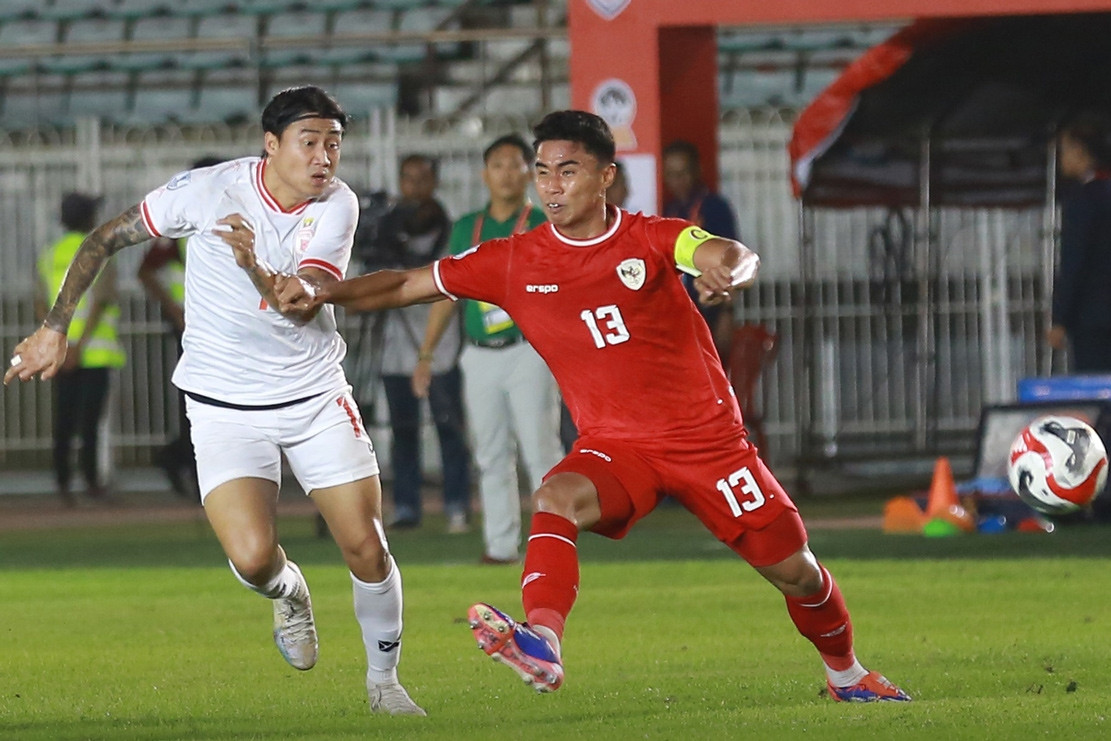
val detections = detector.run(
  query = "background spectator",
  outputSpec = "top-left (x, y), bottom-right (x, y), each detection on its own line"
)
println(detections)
top-left (662, 140), bottom-right (740, 358)
top-left (35, 192), bottom-right (125, 505)
top-left (412, 134), bottom-right (561, 564)
top-left (1047, 115), bottom-right (1111, 372)
top-left (367, 154), bottom-right (472, 530)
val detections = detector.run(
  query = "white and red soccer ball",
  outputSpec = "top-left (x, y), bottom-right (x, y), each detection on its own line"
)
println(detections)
top-left (1007, 415), bottom-right (1108, 515)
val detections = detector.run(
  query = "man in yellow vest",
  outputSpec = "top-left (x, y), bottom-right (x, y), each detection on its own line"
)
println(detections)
top-left (35, 192), bottom-right (125, 505)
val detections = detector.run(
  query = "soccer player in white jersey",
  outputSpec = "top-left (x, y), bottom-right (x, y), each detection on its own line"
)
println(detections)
top-left (6, 86), bottom-right (425, 716)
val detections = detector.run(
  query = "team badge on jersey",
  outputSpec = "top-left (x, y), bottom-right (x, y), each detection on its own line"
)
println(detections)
top-left (616, 258), bottom-right (646, 290)
top-left (296, 217), bottom-right (315, 253)
top-left (166, 170), bottom-right (192, 190)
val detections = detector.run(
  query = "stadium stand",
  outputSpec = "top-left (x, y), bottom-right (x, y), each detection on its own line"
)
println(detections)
top-left (0, 3), bottom-right (899, 129)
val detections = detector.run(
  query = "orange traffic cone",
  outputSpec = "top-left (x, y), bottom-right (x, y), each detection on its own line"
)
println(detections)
top-left (924, 457), bottom-right (975, 534)
top-left (925, 457), bottom-right (959, 518)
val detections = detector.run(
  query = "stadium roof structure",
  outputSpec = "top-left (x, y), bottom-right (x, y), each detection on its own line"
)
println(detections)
top-left (789, 12), bottom-right (1111, 208)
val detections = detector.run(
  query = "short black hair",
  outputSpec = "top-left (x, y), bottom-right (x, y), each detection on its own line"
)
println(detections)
top-left (483, 133), bottom-right (534, 165)
top-left (60, 192), bottom-right (100, 232)
top-left (191, 155), bottom-right (224, 169)
top-left (261, 86), bottom-right (347, 137)
top-left (532, 110), bottom-right (615, 164)
top-left (662, 140), bottom-right (701, 171)
top-left (399, 152), bottom-right (439, 179)
top-left (1063, 114), bottom-right (1111, 169)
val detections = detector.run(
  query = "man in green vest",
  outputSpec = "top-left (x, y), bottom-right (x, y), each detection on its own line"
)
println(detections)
top-left (412, 133), bottom-right (563, 563)
top-left (35, 192), bottom-right (125, 505)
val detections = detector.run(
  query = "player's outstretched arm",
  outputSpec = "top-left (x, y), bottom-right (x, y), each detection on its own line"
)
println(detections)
top-left (6, 205), bottom-right (151, 384)
top-left (276, 265), bottom-right (441, 315)
top-left (692, 238), bottom-right (760, 306)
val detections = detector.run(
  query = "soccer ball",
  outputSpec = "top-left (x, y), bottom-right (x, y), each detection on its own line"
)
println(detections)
top-left (1007, 415), bottom-right (1108, 515)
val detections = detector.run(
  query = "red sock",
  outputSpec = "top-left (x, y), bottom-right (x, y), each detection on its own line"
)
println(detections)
top-left (783, 564), bottom-right (856, 671)
top-left (521, 511), bottom-right (580, 642)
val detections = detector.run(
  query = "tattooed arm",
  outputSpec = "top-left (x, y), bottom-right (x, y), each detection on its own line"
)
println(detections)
top-left (5, 205), bottom-right (151, 384)
top-left (44, 205), bottom-right (150, 333)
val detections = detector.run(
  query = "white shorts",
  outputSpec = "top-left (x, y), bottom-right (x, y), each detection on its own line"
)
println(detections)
top-left (186, 386), bottom-right (379, 501)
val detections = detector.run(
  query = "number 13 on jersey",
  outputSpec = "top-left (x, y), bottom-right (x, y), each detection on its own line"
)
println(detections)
top-left (580, 304), bottom-right (630, 349)
top-left (716, 466), bottom-right (766, 516)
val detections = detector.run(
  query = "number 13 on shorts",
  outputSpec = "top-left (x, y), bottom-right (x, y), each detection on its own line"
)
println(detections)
top-left (716, 466), bottom-right (766, 516)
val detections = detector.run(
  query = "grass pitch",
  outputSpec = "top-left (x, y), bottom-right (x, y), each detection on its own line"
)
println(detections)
top-left (2, 496), bottom-right (1110, 740)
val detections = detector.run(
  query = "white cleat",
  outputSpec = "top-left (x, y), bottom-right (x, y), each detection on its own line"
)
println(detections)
top-left (272, 562), bottom-right (318, 670)
top-left (368, 680), bottom-right (427, 716)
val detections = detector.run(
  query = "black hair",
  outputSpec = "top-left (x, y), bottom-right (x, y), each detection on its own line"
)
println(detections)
top-left (662, 140), bottom-right (701, 172)
top-left (613, 159), bottom-right (628, 180)
top-left (483, 133), bottom-right (534, 165)
top-left (60, 192), bottom-right (99, 232)
top-left (399, 152), bottom-right (439, 179)
top-left (260, 86), bottom-right (347, 137)
top-left (532, 110), bottom-right (615, 164)
top-left (1062, 114), bottom-right (1111, 169)
top-left (191, 155), bottom-right (224, 169)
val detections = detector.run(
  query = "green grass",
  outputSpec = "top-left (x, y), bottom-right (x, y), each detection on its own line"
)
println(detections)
top-left (2, 499), bottom-right (1111, 739)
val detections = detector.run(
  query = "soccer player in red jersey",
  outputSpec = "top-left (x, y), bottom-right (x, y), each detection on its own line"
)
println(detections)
top-left (275, 110), bottom-right (910, 703)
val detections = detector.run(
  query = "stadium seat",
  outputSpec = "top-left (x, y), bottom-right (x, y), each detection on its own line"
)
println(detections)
top-left (264, 64), bottom-right (338, 99)
top-left (0, 1), bottom-right (40, 23)
top-left (331, 7), bottom-right (393, 35)
top-left (0, 18), bottom-right (60, 47)
top-left (110, 0), bottom-right (177, 20)
top-left (63, 15), bottom-right (127, 44)
top-left (186, 83), bottom-right (260, 125)
top-left (41, 1), bottom-right (110, 22)
top-left (726, 324), bottom-right (779, 453)
top-left (195, 10), bottom-right (258, 40)
top-left (330, 80), bottom-right (397, 115)
top-left (67, 73), bottom-right (131, 124)
top-left (2, 87), bottom-right (68, 128)
top-left (265, 8), bottom-right (329, 38)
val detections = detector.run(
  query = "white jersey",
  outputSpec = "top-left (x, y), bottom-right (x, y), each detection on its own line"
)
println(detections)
top-left (141, 156), bottom-right (355, 405)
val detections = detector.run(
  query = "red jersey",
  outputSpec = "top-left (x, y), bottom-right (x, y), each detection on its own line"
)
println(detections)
top-left (434, 207), bottom-right (746, 444)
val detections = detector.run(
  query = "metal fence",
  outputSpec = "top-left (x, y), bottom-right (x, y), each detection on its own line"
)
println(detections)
top-left (0, 109), bottom-right (1060, 482)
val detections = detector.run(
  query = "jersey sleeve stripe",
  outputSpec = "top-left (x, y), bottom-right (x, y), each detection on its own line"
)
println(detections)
top-left (140, 199), bottom-right (162, 238)
top-left (298, 257), bottom-right (343, 281)
top-left (432, 258), bottom-right (459, 301)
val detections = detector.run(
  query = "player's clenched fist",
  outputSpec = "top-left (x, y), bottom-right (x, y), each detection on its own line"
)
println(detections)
top-left (5, 326), bottom-right (68, 385)
top-left (695, 247), bottom-right (759, 306)
top-left (275, 274), bottom-right (323, 314)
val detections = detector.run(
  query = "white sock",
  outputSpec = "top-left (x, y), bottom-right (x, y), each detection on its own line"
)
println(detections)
top-left (825, 659), bottom-right (868, 688)
top-left (352, 555), bottom-right (404, 684)
top-left (532, 624), bottom-right (562, 659)
top-left (230, 559), bottom-right (305, 600)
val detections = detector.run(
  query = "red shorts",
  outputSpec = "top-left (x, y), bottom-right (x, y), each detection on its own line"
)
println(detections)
top-left (546, 434), bottom-right (806, 567)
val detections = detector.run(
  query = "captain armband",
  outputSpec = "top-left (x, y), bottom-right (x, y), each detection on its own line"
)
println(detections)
top-left (673, 226), bottom-right (718, 277)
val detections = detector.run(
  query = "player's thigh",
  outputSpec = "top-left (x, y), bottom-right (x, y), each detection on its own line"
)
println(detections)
top-left (187, 397), bottom-right (283, 501)
top-left (664, 440), bottom-right (805, 566)
top-left (203, 476), bottom-right (282, 575)
top-left (545, 438), bottom-right (663, 538)
top-left (281, 388), bottom-right (380, 494)
top-left (312, 475), bottom-right (391, 581)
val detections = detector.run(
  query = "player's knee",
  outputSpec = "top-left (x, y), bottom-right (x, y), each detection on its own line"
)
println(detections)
top-left (532, 472), bottom-right (597, 527)
top-left (228, 547), bottom-right (281, 587)
top-left (339, 535), bottom-right (390, 581)
top-left (759, 547), bottom-right (823, 596)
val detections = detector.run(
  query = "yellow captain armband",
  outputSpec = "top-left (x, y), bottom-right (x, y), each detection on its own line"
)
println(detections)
top-left (674, 225), bottom-right (718, 277)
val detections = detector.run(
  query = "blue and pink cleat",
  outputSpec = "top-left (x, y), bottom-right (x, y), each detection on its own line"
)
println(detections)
top-left (468, 602), bottom-right (564, 692)
top-left (827, 671), bottom-right (911, 702)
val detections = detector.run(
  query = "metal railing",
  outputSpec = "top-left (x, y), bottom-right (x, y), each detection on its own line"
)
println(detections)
top-left (0, 108), bottom-right (1059, 482)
